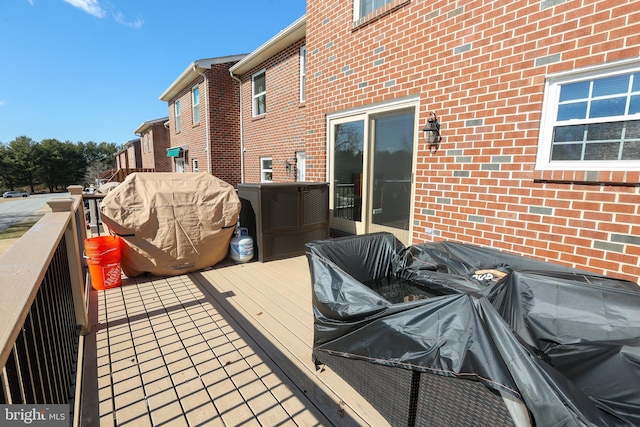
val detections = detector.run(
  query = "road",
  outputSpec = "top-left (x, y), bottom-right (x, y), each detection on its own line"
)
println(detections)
top-left (0, 193), bottom-right (70, 231)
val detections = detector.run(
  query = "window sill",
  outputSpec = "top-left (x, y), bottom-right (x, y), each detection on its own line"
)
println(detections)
top-left (533, 169), bottom-right (640, 186)
top-left (352, 0), bottom-right (411, 31)
top-left (252, 114), bottom-right (266, 122)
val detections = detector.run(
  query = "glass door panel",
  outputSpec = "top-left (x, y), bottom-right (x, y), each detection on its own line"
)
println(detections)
top-left (368, 110), bottom-right (415, 244)
top-left (329, 105), bottom-right (416, 243)
top-left (330, 117), bottom-right (366, 234)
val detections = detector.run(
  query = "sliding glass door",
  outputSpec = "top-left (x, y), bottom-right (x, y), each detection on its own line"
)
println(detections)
top-left (329, 104), bottom-right (416, 244)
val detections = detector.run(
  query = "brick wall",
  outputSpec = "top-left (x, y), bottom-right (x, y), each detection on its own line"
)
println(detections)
top-left (115, 151), bottom-right (127, 170)
top-left (166, 63), bottom-right (241, 185)
top-left (151, 122), bottom-right (172, 172)
top-left (305, 0), bottom-right (640, 282)
top-left (238, 38), bottom-right (307, 183)
top-left (167, 75), bottom-right (207, 174)
top-left (139, 131), bottom-right (155, 170)
top-left (139, 121), bottom-right (171, 172)
top-left (209, 64), bottom-right (242, 185)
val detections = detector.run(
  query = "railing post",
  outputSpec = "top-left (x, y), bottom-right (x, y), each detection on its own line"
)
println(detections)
top-left (48, 194), bottom-right (90, 335)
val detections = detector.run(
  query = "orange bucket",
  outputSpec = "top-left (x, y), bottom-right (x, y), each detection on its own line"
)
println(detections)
top-left (84, 236), bottom-right (122, 290)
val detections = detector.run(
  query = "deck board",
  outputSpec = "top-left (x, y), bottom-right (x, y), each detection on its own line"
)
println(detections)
top-left (82, 256), bottom-right (390, 427)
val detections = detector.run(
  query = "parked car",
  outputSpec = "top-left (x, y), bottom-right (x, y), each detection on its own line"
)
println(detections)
top-left (3, 191), bottom-right (29, 198)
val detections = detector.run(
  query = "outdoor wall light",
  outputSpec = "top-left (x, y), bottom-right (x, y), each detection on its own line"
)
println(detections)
top-left (422, 112), bottom-right (441, 152)
top-left (284, 158), bottom-right (296, 178)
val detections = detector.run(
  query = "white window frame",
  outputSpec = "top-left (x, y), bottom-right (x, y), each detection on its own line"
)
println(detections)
top-left (296, 151), bottom-right (306, 182)
top-left (192, 85), bottom-right (200, 125)
top-left (192, 158), bottom-right (199, 172)
top-left (174, 100), bottom-right (181, 132)
top-left (300, 46), bottom-right (306, 103)
top-left (260, 157), bottom-right (273, 182)
top-left (537, 59), bottom-right (640, 171)
top-left (354, 0), bottom-right (394, 20)
top-left (252, 70), bottom-right (266, 117)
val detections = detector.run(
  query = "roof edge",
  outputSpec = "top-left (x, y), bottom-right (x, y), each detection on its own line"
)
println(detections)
top-left (159, 54), bottom-right (247, 101)
top-left (230, 15), bottom-right (306, 76)
top-left (134, 116), bottom-right (170, 135)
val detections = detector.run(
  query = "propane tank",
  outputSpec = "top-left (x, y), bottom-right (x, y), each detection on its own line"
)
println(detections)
top-left (230, 227), bottom-right (254, 263)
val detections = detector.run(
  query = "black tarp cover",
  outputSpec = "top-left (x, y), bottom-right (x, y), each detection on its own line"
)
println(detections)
top-left (306, 233), bottom-right (640, 427)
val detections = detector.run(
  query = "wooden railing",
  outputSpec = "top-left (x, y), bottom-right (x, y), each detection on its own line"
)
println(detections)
top-left (106, 168), bottom-right (154, 184)
top-left (0, 186), bottom-right (89, 424)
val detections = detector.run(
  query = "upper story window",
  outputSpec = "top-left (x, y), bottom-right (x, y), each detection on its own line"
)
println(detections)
top-left (537, 62), bottom-right (640, 171)
top-left (355, 0), bottom-right (394, 19)
top-left (174, 100), bottom-right (181, 133)
top-left (261, 157), bottom-right (273, 182)
top-left (192, 86), bottom-right (200, 125)
top-left (252, 70), bottom-right (266, 117)
top-left (300, 46), bottom-right (306, 103)
top-left (147, 134), bottom-right (151, 152)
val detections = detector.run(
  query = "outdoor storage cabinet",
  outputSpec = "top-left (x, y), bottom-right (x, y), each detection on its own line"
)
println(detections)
top-left (238, 182), bottom-right (329, 262)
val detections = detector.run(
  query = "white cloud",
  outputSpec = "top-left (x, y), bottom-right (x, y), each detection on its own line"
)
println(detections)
top-left (0, 100), bottom-right (5, 106)
top-left (27, 0), bottom-right (35, 5)
top-left (62, 0), bottom-right (106, 19)
top-left (61, 0), bottom-right (143, 28)
top-left (113, 11), bottom-right (144, 29)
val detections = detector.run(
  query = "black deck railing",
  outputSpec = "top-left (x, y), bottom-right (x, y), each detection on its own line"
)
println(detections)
top-left (334, 183), bottom-right (360, 221)
top-left (1, 235), bottom-right (78, 405)
top-left (0, 186), bottom-right (89, 424)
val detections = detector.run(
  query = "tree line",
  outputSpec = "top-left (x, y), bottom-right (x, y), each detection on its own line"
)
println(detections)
top-left (0, 136), bottom-right (119, 193)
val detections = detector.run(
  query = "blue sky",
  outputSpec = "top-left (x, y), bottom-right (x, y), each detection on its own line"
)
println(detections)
top-left (0, 0), bottom-right (305, 146)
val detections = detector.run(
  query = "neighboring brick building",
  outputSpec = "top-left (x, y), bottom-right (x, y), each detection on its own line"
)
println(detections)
top-left (229, 16), bottom-right (307, 183)
top-left (134, 117), bottom-right (171, 172)
top-left (160, 55), bottom-right (245, 184)
top-left (291, 0), bottom-right (639, 282)
top-left (114, 138), bottom-right (141, 170)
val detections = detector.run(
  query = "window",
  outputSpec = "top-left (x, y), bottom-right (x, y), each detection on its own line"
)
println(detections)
top-left (174, 100), bottom-right (181, 132)
top-left (296, 151), bottom-right (306, 181)
top-left (192, 158), bottom-right (199, 172)
top-left (260, 157), bottom-right (273, 182)
top-left (355, 0), bottom-right (394, 19)
top-left (252, 70), bottom-right (266, 116)
top-left (538, 62), bottom-right (640, 170)
top-left (192, 86), bottom-right (200, 124)
top-left (300, 46), bottom-right (306, 103)
top-left (147, 134), bottom-right (151, 153)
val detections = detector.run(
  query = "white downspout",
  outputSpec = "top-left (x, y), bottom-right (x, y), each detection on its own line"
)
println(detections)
top-left (193, 64), bottom-right (212, 174)
top-left (229, 70), bottom-right (245, 184)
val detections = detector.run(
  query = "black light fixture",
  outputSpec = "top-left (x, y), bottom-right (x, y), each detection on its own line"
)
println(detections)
top-left (422, 112), bottom-right (441, 152)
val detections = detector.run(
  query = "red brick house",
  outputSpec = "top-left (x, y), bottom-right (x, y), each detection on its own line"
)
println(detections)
top-left (160, 55), bottom-right (245, 184)
top-left (114, 138), bottom-right (141, 170)
top-left (298, 0), bottom-right (640, 282)
top-left (134, 117), bottom-right (171, 172)
top-left (229, 16), bottom-right (307, 183)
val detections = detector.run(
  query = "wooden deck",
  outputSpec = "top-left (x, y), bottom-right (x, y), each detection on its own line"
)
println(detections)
top-left (80, 256), bottom-right (390, 427)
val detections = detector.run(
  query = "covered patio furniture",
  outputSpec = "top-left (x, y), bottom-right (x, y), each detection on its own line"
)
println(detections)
top-left (306, 232), bottom-right (640, 426)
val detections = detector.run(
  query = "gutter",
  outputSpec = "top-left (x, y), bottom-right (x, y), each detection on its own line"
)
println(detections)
top-left (229, 70), bottom-right (245, 184)
top-left (193, 64), bottom-right (212, 174)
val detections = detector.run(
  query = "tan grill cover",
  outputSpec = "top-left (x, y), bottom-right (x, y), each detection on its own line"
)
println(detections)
top-left (100, 173), bottom-right (240, 277)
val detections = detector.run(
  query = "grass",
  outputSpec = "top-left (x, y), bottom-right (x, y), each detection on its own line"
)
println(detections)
top-left (0, 219), bottom-right (41, 240)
